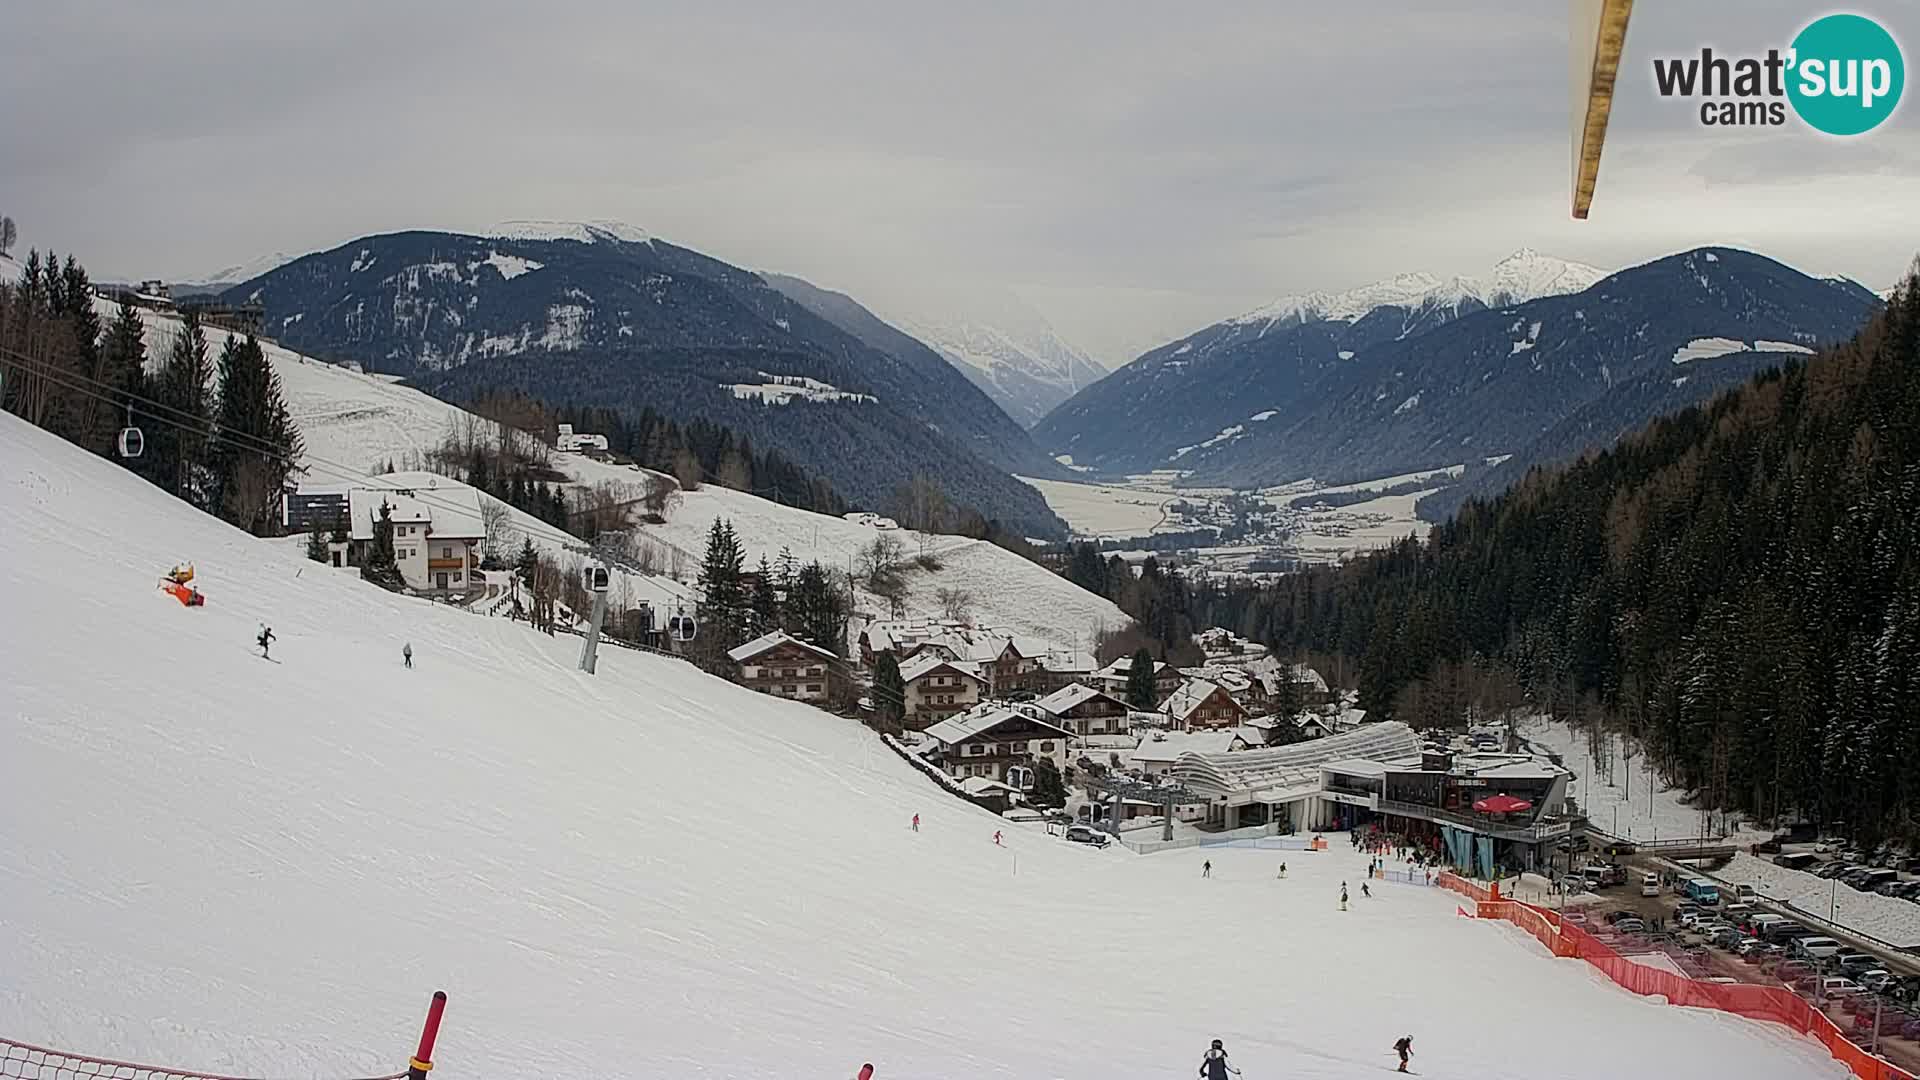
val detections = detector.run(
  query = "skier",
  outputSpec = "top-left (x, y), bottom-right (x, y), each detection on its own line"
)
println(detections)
top-left (855, 1064), bottom-right (874, 1080)
top-left (1362, 881), bottom-right (1372, 899)
top-left (1202, 859), bottom-right (1212, 879)
top-left (911, 813), bottom-right (920, 832)
top-left (993, 830), bottom-right (1003, 846)
top-left (257, 625), bottom-right (275, 659)
top-left (1393, 1035), bottom-right (1413, 1073)
top-left (1198, 1039), bottom-right (1240, 1079)
top-left (1340, 882), bottom-right (1349, 911)
top-left (1277, 861), bottom-right (1288, 879)
top-left (403, 641), bottom-right (413, 668)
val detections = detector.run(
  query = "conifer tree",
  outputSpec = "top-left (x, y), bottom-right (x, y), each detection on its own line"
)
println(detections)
top-left (213, 334), bottom-right (302, 534)
top-left (359, 500), bottom-right (406, 591)
top-left (306, 523), bottom-right (330, 563)
top-left (1125, 647), bottom-right (1158, 709)
top-left (873, 652), bottom-right (906, 730)
top-left (151, 311), bottom-right (215, 507)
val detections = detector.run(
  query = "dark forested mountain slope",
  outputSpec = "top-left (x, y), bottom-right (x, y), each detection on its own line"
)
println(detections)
top-left (224, 225), bottom-right (1067, 537)
top-left (1039, 249), bottom-right (1880, 496)
top-left (1198, 268), bottom-right (1920, 841)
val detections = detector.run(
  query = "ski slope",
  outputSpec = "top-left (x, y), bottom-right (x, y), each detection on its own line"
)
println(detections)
top-left (0, 413), bottom-right (1848, 1080)
top-left (636, 480), bottom-right (1130, 652)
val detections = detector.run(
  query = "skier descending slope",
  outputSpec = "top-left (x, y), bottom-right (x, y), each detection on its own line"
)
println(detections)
top-left (1393, 1035), bottom-right (1414, 1073)
top-left (1198, 1039), bottom-right (1240, 1079)
top-left (256, 624), bottom-right (275, 659)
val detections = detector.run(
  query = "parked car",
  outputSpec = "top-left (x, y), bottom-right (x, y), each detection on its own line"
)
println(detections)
top-left (1640, 873), bottom-right (1661, 897)
top-left (1815, 862), bottom-right (1848, 879)
top-left (1817, 977), bottom-right (1865, 999)
top-left (1063, 824), bottom-right (1112, 848)
top-left (1901, 1016), bottom-right (1920, 1041)
top-left (1777, 959), bottom-right (1811, 982)
top-left (1854, 868), bottom-right (1899, 891)
top-left (1712, 927), bottom-right (1747, 950)
top-left (1615, 918), bottom-right (1648, 935)
top-left (1860, 970), bottom-right (1896, 993)
top-left (1795, 937), bottom-right (1844, 961)
top-left (1769, 924), bottom-right (1816, 944)
top-left (1836, 952), bottom-right (1881, 976)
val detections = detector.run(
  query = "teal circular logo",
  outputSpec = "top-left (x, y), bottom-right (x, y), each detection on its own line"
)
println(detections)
top-left (1787, 14), bottom-right (1905, 135)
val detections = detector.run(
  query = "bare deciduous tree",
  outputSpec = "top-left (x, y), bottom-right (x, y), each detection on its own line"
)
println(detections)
top-left (859, 533), bottom-right (906, 597)
top-left (0, 216), bottom-right (15, 256)
top-left (935, 586), bottom-right (974, 623)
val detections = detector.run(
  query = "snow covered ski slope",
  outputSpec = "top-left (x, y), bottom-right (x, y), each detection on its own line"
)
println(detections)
top-left (0, 413), bottom-right (1846, 1079)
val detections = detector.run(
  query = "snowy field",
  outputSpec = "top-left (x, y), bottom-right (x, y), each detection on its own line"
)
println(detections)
top-left (1016, 474), bottom-right (1171, 537)
top-left (1020, 472), bottom-right (1434, 564)
top-left (0, 413), bottom-right (1849, 1080)
top-left (1287, 488), bottom-right (1435, 562)
top-left (1520, 718), bottom-right (1768, 846)
top-left (1722, 854), bottom-right (1920, 950)
top-left (637, 480), bottom-right (1130, 652)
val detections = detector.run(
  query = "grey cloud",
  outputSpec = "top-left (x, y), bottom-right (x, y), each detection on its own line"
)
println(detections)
top-left (2, 1), bottom-right (1914, 366)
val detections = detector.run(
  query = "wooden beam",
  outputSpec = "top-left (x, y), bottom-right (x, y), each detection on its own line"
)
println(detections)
top-left (1571, 0), bottom-right (1636, 219)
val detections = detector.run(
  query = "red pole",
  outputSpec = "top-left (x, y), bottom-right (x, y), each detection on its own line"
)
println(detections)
top-left (408, 991), bottom-right (448, 1080)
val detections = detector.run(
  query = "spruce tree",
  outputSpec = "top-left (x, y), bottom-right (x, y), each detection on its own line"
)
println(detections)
top-left (516, 537), bottom-right (538, 584)
top-left (695, 518), bottom-right (747, 662)
top-left (101, 299), bottom-right (148, 475)
top-left (749, 555), bottom-right (778, 635)
top-left (789, 561), bottom-right (847, 654)
top-left (306, 523), bottom-right (330, 563)
top-left (1125, 647), bottom-right (1158, 709)
top-left (873, 652), bottom-right (906, 730)
top-left (213, 334), bottom-right (302, 534)
top-left (359, 500), bottom-right (406, 591)
top-left (152, 311), bottom-right (215, 507)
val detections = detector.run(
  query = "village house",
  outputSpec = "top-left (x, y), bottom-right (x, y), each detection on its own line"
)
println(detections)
top-left (1090, 656), bottom-right (1185, 703)
top-left (1034, 683), bottom-right (1132, 738)
top-left (727, 630), bottom-right (837, 704)
top-left (1160, 678), bottom-right (1250, 730)
top-left (341, 477), bottom-right (485, 595)
top-left (923, 704), bottom-right (1074, 786)
top-left (899, 654), bottom-right (988, 728)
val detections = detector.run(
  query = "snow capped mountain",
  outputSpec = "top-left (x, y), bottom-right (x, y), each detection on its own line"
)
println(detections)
top-left (1037, 247), bottom-right (1881, 495)
top-left (1232, 271), bottom-right (1443, 329)
top-left (1230, 249), bottom-right (1606, 334)
top-left (895, 307), bottom-right (1110, 428)
top-left (176, 251), bottom-right (297, 289)
top-left (487, 219), bottom-right (654, 246)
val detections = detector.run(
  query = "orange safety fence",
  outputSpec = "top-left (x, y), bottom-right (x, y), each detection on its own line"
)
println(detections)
top-left (1443, 883), bottom-right (1914, 1080)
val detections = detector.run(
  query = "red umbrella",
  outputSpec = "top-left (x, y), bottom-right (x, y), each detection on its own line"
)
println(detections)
top-left (1473, 793), bottom-right (1534, 814)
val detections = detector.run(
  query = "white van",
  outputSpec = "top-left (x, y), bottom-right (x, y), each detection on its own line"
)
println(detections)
top-left (1641, 873), bottom-right (1661, 897)
top-left (1794, 936), bottom-right (1843, 961)
top-left (1749, 913), bottom-right (1787, 937)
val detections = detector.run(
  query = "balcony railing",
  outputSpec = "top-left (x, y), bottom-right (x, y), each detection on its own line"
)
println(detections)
top-left (1376, 797), bottom-right (1576, 843)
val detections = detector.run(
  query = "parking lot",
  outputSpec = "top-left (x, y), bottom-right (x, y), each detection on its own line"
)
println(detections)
top-left (1563, 849), bottom-right (1920, 1073)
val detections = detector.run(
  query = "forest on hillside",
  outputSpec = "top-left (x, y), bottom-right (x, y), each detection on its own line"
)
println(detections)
top-left (1195, 266), bottom-right (1920, 843)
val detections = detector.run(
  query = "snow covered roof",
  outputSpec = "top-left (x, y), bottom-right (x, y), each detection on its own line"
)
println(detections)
top-left (1173, 722), bottom-right (1423, 799)
top-left (959, 776), bottom-right (1021, 798)
top-left (1075, 734), bottom-right (1139, 752)
top-left (1131, 730), bottom-right (1242, 765)
top-left (727, 630), bottom-right (837, 665)
top-left (1322, 757), bottom-right (1390, 779)
top-left (1160, 679), bottom-right (1244, 724)
top-left (338, 474), bottom-right (485, 541)
top-left (923, 706), bottom-right (1073, 748)
top-left (1096, 657), bottom-right (1170, 679)
top-left (898, 653), bottom-right (985, 686)
top-left (1034, 682), bottom-right (1124, 717)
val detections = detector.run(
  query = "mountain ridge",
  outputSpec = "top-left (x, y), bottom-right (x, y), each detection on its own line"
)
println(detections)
top-left (219, 227), bottom-right (1070, 537)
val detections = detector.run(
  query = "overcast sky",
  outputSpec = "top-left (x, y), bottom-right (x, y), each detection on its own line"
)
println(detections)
top-left (3, 2), bottom-right (1915, 365)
